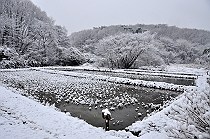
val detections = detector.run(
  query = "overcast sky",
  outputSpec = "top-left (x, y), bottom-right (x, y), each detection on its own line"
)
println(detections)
top-left (31, 0), bottom-right (210, 34)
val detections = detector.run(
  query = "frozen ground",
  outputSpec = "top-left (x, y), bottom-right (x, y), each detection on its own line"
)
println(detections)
top-left (0, 64), bottom-right (209, 139)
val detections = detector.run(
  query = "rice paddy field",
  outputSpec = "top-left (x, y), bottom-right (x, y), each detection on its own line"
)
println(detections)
top-left (0, 67), bottom-right (195, 130)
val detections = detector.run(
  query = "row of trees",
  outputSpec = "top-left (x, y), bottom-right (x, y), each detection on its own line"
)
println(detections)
top-left (69, 24), bottom-right (210, 50)
top-left (69, 24), bottom-right (210, 69)
top-left (0, 0), bottom-right (85, 68)
top-left (85, 32), bottom-right (210, 69)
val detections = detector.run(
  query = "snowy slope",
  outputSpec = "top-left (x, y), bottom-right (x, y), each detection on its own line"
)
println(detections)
top-left (127, 66), bottom-right (210, 138)
top-left (0, 86), bottom-right (136, 139)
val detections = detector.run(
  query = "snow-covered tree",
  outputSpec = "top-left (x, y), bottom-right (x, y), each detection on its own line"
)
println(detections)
top-left (96, 33), bottom-right (160, 69)
top-left (69, 24), bottom-right (210, 68)
top-left (0, 0), bottom-right (85, 68)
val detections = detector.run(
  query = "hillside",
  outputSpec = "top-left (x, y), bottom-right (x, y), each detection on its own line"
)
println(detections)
top-left (0, 0), bottom-right (85, 69)
top-left (69, 24), bottom-right (210, 48)
top-left (69, 25), bottom-right (210, 69)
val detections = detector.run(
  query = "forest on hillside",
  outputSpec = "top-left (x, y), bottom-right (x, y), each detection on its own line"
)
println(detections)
top-left (0, 0), bottom-right (210, 69)
top-left (0, 0), bottom-right (85, 68)
top-left (69, 24), bottom-right (210, 69)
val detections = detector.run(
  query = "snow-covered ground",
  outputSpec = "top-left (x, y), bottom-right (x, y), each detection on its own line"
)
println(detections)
top-left (127, 65), bottom-right (210, 139)
top-left (0, 64), bottom-right (209, 139)
top-left (34, 67), bottom-right (194, 92)
top-left (42, 64), bottom-right (198, 79)
top-left (0, 85), bottom-right (137, 139)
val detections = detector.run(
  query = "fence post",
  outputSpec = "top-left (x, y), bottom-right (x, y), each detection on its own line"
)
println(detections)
top-left (102, 108), bottom-right (111, 131)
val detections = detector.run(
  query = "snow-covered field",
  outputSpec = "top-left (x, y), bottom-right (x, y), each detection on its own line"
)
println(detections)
top-left (127, 65), bottom-right (210, 139)
top-left (0, 64), bottom-right (209, 139)
top-left (0, 85), bottom-right (136, 139)
top-left (0, 67), bottom-right (179, 130)
top-left (35, 67), bottom-right (195, 92)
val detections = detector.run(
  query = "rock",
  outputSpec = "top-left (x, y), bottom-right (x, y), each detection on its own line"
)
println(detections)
top-left (66, 112), bottom-right (71, 116)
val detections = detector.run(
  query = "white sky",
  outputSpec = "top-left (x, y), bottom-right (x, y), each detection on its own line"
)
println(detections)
top-left (30, 0), bottom-right (210, 34)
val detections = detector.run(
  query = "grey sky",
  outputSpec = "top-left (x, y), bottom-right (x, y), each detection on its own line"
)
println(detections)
top-left (31, 0), bottom-right (210, 34)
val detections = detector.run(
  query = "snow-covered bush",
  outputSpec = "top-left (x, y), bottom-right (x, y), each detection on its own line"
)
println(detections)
top-left (0, 46), bottom-right (18, 59)
top-left (22, 49), bottom-right (47, 67)
top-left (56, 47), bottom-right (86, 66)
top-left (0, 58), bottom-right (26, 69)
top-left (165, 89), bottom-right (210, 139)
top-left (194, 46), bottom-right (210, 68)
top-left (0, 46), bottom-right (25, 68)
top-left (137, 47), bottom-right (166, 67)
top-left (83, 52), bottom-right (102, 65)
top-left (200, 47), bottom-right (210, 68)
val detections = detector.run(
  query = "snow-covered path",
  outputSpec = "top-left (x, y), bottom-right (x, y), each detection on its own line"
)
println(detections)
top-left (0, 86), bottom-right (131, 139)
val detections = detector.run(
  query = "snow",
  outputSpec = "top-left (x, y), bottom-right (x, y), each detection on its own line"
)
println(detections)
top-left (0, 64), bottom-right (209, 139)
top-left (102, 108), bottom-right (111, 116)
top-left (127, 65), bottom-right (210, 138)
top-left (138, 131), bottom-right (168, 139)
top-left (0, 85), bottom-right (128, 139)
top-left (42, 65), bottom-right (198, 79)
top-left (33, 67), bottom-right (194, 92)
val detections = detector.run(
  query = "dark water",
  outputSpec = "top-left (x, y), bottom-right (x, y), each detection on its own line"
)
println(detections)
top-left (58, 85), bottom-right (179, 130)
top-left (0, 70), bottom-right (181, 131)
top-left (60, 69), bottom-right (196, 86)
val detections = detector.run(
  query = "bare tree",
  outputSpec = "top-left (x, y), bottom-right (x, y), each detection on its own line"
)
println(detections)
top-left (96, 33), bottom-right (156, 69)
